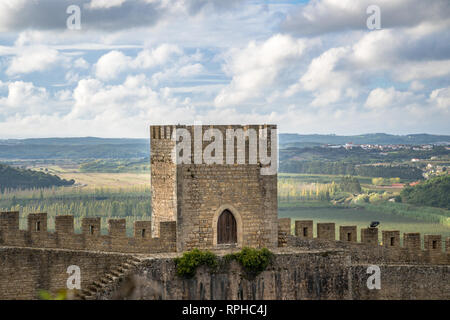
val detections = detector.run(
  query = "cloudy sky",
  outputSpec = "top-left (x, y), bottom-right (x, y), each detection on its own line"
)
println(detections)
top-left (0, 0), bottom-right (449, 138)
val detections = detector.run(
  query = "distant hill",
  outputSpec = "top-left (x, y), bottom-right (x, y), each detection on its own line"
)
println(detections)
top-left (0, 137), bottom-right (149, 159)
top-left (0, 133), bottom-right (448, 160)
top-left (279, 133), bottom-right (450, 146)
top-left (0, 163), bottom-right (75, 191)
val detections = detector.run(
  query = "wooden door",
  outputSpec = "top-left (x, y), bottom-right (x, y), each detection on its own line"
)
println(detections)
top-left (217, 210), bottom-right (237, 244)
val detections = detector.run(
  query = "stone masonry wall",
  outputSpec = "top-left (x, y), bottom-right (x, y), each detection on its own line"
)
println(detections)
top-left (281, 219), bottom-right (449, 265)
top-left (0, 247), bottom-right (133, 300)
top-left (176, 164), bottom-right (278, 251)
top-left (98, 250), bottom-right (450, 300)
top-left (151, 125), bottom-right (177, 237)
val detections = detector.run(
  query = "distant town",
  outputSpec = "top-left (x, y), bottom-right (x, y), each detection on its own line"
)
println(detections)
top-left (325, 142), bottom-right (450, 151)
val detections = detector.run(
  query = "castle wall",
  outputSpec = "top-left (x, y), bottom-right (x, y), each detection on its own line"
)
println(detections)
top-left (339, 226), bottom-right (357, 242)
top-left (1, 246), bottom-right (448, 300)
top-left (382, 230), bottom-right (400, 247)
top-left (1, 215), bottom-right (449, 300)
top-left (150, 125), bottom-right (177, 237)
top-left (349, 264), bottom-right (449, 300)
top-left (98, 251), bottom-right (450, 300)
top-left (294, 220), bottom-right (313, 239)
top-left (361, 227), bottom-right (379, 245)
top-left (0, 212), bottom-right (176, 254)
top-left (317, 223), bottom-right (335, 240)
top-left (404, 233), bottom-right (421, 250)
top-left (277, 218), bottom-right (291, 247)
top-left (0, 247), bottom-right (132, 300)
top-left (280, 218), bottom-right (449, 265)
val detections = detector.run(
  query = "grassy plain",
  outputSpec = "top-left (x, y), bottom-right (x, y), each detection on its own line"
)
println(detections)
top-left (30, 164), bottom-right (150, 188)
top-left (57, 172), bottom-right (150, 188)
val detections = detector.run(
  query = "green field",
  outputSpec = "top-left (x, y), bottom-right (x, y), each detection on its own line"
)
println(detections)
top-left (279, 173), bottom-right (374, 184)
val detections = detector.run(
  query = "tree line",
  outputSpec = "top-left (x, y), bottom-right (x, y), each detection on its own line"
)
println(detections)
top-left (0, 163), bottom-right (74, 192)
top-left (401, 175), bottom-right (450, 209)
top-left (279, 160), bottom-right (423, 180)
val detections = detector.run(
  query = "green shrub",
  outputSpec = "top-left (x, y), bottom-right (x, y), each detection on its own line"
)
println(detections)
top-left (222, 253), bottom-right (236, 264)
top-left (351, 193), bottom-right (369, 204)
top-left (174, 249), bottom-right (218, 278)
top-left (175, 248), bottom-right (274, 279)
top-left (226, 247), bottom-right (274, 277)
top-left (339, 176), bottom-right (362, 193)
top-left (38, 289), bottom-right (67, 300)
top-left (369, 193), bottom-right (382, 203)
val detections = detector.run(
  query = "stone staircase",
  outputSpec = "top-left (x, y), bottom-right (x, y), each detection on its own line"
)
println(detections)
top-left (75, 256), bottom-right (145, 300)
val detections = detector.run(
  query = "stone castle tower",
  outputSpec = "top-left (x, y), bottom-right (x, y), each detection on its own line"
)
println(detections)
top-left (150, 124), bottom-right (278, 252)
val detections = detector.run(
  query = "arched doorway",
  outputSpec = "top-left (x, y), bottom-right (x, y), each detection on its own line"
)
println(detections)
top-left (217, 209), bottom-right (237, 244)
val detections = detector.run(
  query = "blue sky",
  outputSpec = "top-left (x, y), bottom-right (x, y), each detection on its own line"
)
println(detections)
top-left (0, 0), bottom-right (449, 138)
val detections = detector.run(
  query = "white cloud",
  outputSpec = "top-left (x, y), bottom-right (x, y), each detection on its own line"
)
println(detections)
top-left (392, 60), bottom-right (450, 82)
top-left (70, 74), bottom-right (186, 120)
top-left (215, 34), bottom-right (308, 107)
top-left (86, 0), bottom-right (127, 9)
top-left (284, 46), bottom-right (353, 107)
top-left (2, 81), bottom-right (47, 107)
top-left (311, 89), bottom-right (341, 107)
top-left (282, 0), bottom-right (450, 36)
top-left (133, 44), bottom-right (182, 68)
top-left (409, 81), bottom-right (424, 91)
top-left (6, 46), bottom-right (63, 75)
top-left (300, 47), bottom-right (349, 92)
top-left (0, 81), bottom-right (50, 118)
top-left (429, 87), bottom-right (450, 111)
top-left (0, 0), bottom-right (248, 32)
top-left (0, 0), bottom-right (449, 137)
top-left (74, 57), bottom-right (89, 69)
top-left (94, 50), bottom-right (131, 80)
top-left (283, 25), bottom-right (450, 110)
top-left (65, 71), bottom-right (81, 84)
top-left (94, 44), bottom-right (182, 80)
top-left (351, 29), bottom-right (398, 67)
top-left (0, 0), bottom-right (27, 32)
top-left (364, 87), bottom-right (416, 109)
top-left (151, 62), bottom-right (206, 84)
top-left (350, 29), bottom-right (450, 79)
top-left (177, 63), bottom-right (204, 77)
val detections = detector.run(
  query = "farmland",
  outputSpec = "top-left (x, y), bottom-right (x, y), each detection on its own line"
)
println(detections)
top-left (1, 169), bottom-right (449, 242)
top-left (1, 133), bottom-right (449, 242)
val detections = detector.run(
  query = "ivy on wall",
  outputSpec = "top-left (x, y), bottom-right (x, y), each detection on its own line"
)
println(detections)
top-left (174, 249), bottom-right (218, 278)
top-left (174, 247), bottom-right (274, 279)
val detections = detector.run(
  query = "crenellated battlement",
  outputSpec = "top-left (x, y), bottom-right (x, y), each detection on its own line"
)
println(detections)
top-left (0, 211), bottom-right (176, 254)
top-left (278, 218), bottom-right (450, 265)
top-left (1, 211), bottom-right (449, 265)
